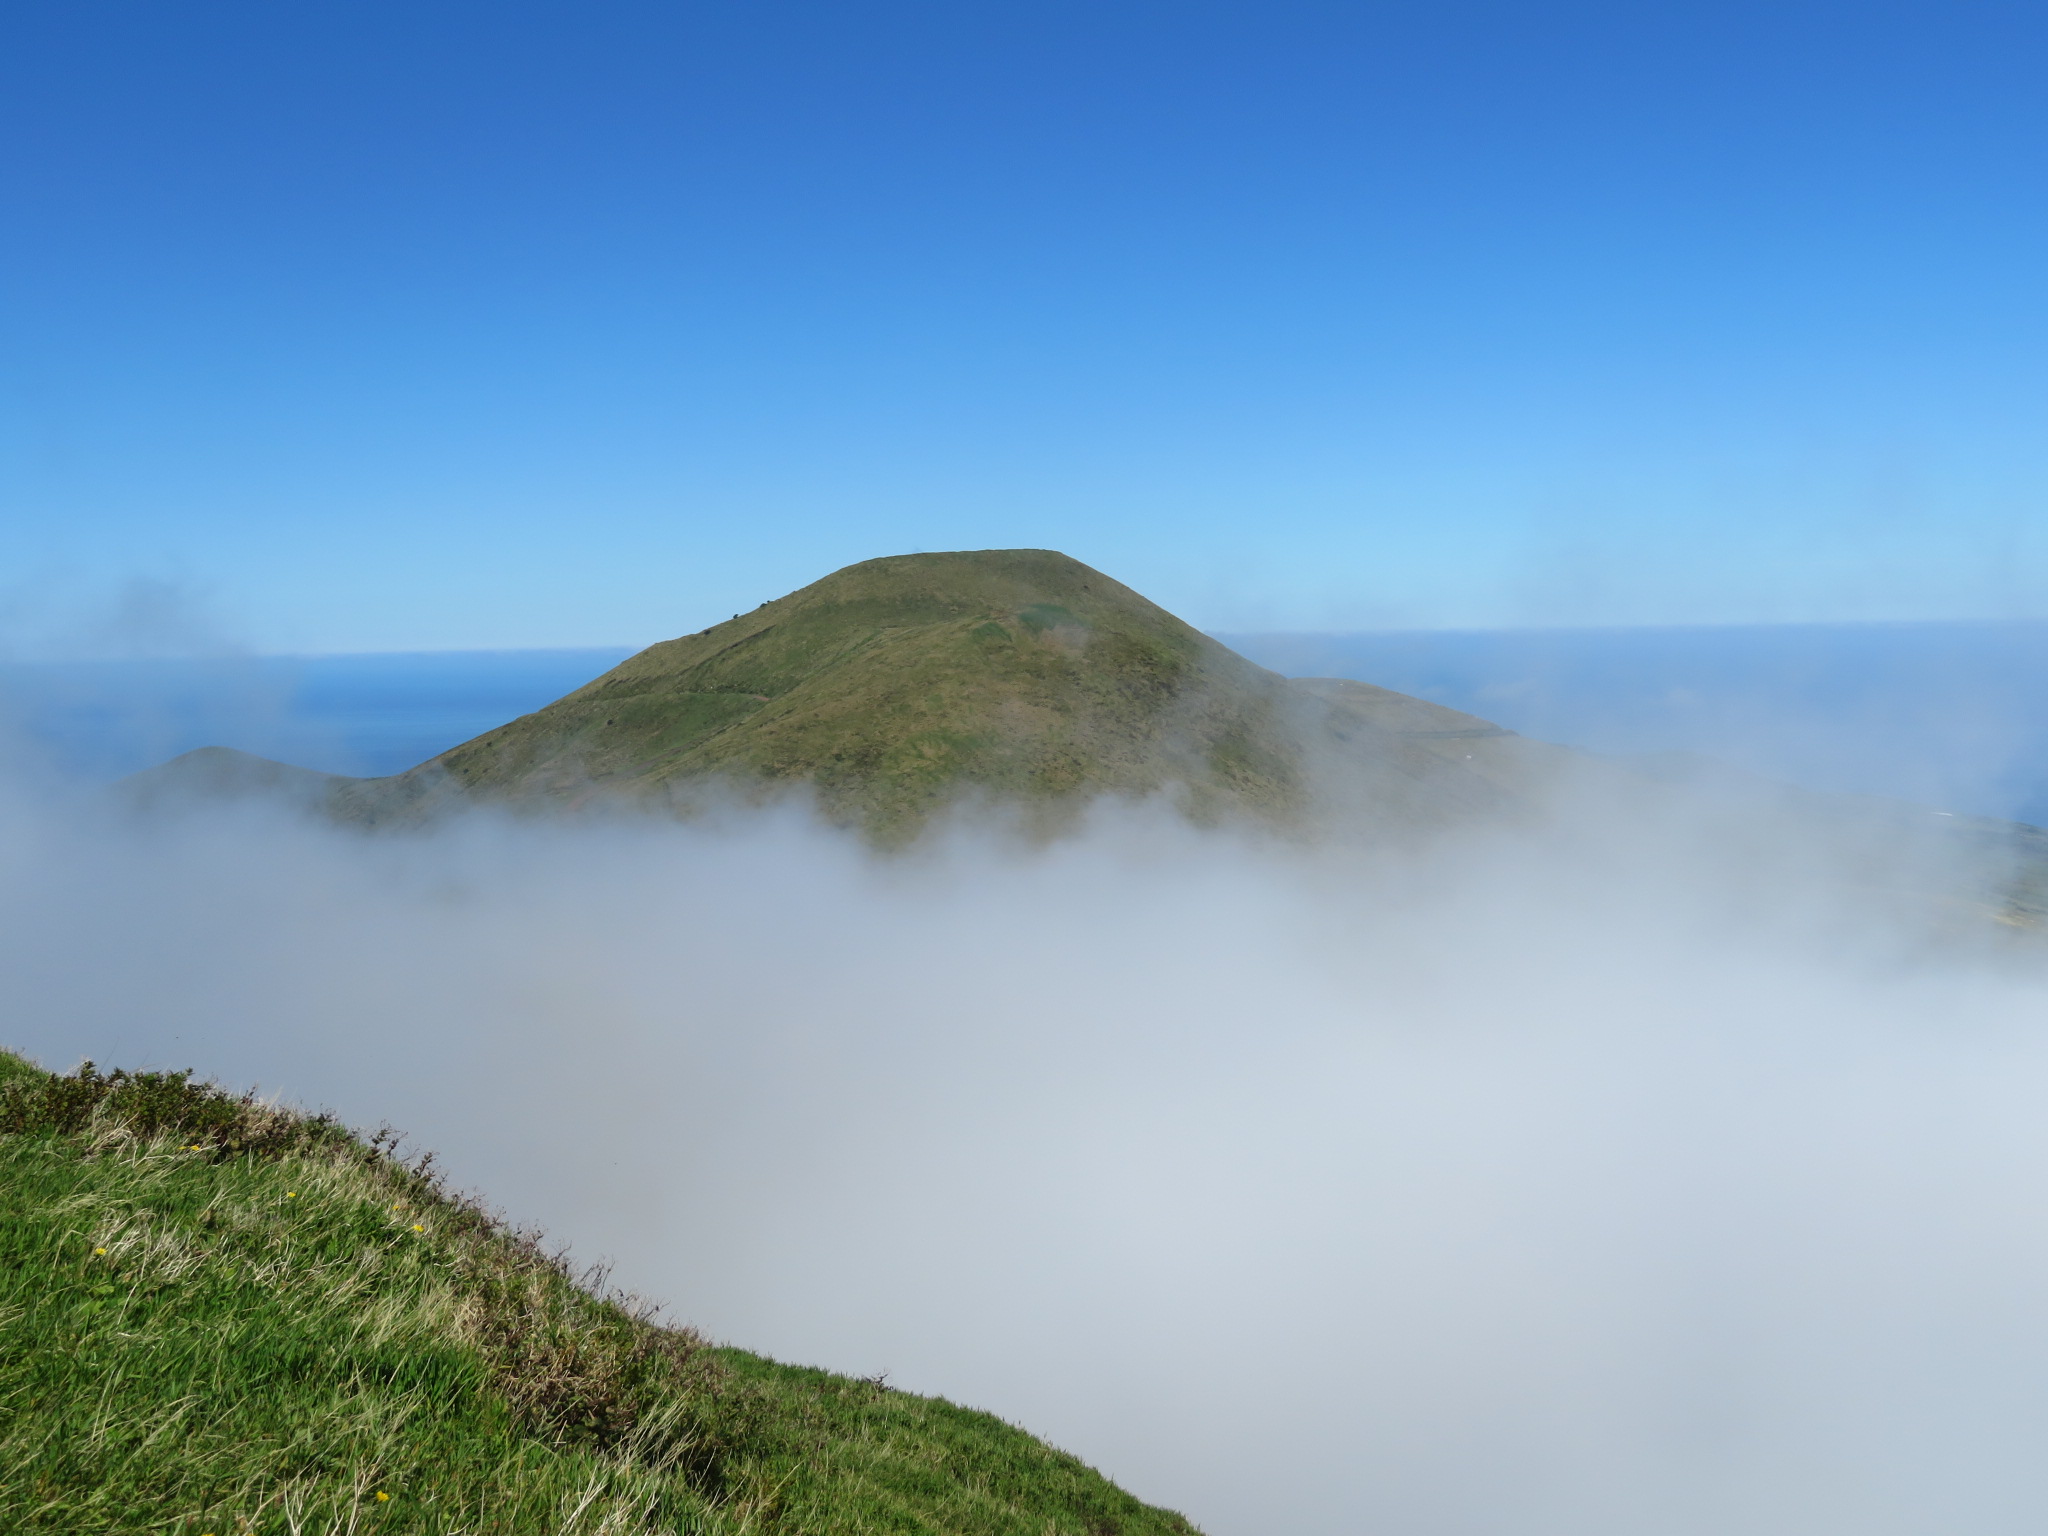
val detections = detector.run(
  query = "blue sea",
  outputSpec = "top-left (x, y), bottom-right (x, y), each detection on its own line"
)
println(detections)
top-left (0, 649), bottom-right (636, 785)
top-left (7, 625), bottom-right (2048, 823)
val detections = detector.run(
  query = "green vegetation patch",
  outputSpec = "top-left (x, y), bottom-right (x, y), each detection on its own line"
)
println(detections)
top-left (0, 1051), bottom-right (1200, 1536)
top-left (1015, 604), bottom-right (1084, 635)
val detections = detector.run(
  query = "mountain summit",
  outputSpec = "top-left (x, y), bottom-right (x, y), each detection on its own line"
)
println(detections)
top-left (274, 547), bottom-right (1552, 834)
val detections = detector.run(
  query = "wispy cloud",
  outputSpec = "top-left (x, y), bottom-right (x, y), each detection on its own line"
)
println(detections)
top-left (4, 781), bottom-right (2045, 1535)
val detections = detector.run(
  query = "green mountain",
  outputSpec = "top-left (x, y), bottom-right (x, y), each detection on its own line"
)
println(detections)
top-left (0, 1050), bottom-right (1200, 1535)
top-left (126, 546), bottom-right (2048, 928)
top-left (144, 548), bottom-right (1570, 837)
top-left (433, 547), bottom-right (1583, 834)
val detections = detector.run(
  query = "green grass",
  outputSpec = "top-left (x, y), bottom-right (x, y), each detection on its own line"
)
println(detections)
top-left (0, 1052), bottom-right (1200, 1536)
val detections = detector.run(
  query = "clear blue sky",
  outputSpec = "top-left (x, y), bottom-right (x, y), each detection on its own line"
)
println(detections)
top-left (3, 1), bottom-right (2045, 652)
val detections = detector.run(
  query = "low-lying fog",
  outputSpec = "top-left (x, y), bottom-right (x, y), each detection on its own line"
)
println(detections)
top-left (6, 779), bottom-right (2048, 1535)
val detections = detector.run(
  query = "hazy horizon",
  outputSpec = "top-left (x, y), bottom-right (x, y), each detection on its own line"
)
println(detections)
top-left (13, 615), bottom-right (2048, 822)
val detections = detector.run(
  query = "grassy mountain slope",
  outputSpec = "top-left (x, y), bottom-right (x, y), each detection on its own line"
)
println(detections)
top-left (335, 549), bottom-right (1552, 835)
top-left (0, 1051), bottom-right (1198, 1536)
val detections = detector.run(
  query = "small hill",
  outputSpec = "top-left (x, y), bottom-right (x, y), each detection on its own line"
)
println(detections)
top-left (313, 548), bottom-right (1561, 836)
top-left (0, 1049), bottom-right (1201, 1535)
top-left (118, 744), bottom-right (356, 814)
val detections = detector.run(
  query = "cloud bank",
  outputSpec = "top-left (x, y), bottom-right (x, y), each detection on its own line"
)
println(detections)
top-left (4, 779), bottom-right (2048, 1535)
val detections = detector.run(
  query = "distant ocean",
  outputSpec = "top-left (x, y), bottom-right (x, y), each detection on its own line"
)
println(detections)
top-left (0, 649), bottom-right (636, 784)
top-left (7, 624), bottom-right (2048, 824)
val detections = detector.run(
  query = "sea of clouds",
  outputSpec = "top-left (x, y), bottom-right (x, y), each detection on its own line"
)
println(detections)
top-left (5, 772), bottom-right (2048, 1536)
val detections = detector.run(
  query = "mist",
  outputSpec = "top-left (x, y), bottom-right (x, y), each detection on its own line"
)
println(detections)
top-left (5, 775), bottom-right (2048, 1536)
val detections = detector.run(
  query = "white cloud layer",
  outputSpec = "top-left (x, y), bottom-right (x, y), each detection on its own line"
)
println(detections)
top-left (4, 781), bottom-right (2048, 1535)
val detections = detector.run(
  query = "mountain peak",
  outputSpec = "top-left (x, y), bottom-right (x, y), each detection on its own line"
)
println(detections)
top-left (126, 550), bottom-right (1546, 839)
top-left (412, 547), bottom-right (1328, 832)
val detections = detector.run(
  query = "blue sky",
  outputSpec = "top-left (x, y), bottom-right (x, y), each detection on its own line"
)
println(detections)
top-left (3, 0), bottom-right (2045, 652)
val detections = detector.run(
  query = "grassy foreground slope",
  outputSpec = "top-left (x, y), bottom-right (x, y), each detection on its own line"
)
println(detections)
top-left (0, 1051), bottom-right (1198, 1536)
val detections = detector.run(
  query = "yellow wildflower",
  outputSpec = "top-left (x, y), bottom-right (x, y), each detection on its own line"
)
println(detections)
top-left (93, 1247), bottom-right (106, 1256)
top-left (411, 1224), bottom-right (424, 1232)
top-left (376, 1490), bottom-right (391, 1501)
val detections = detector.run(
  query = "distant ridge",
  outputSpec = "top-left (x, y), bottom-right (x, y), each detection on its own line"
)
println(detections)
top-left (120, 745), bottom-right (354, 812)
